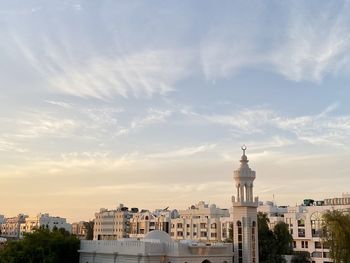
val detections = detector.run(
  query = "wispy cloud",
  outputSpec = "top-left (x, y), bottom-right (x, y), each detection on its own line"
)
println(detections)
top-left (187, 103), bottom-right (350, 147)
top-left (199, 1), bottom-right (350, 82)
top-left (270, 2), bottom-right (350, 82)
top-left (147, 144), bottom-right (216, 159)
top-left (49, 49), bottom-right (191, 99)
top-left (116, 108), bottom-right (172, 136)
top-left (0, 138), bottom-right (27, 153)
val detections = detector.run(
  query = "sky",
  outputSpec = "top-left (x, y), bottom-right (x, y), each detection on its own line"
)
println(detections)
top-left (1, 0), bottom-right (350, 222)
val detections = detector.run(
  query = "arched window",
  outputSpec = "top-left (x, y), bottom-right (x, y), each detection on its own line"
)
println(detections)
top-left (237, 221), bottom-right (243, 263)
top-left (252, 221), bottom-right (256, 263)
top-left (311, 212), bottom-right (323, 237)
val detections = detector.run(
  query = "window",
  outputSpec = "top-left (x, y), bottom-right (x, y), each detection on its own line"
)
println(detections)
top-left (293, 241), bottom-right (296, 248)
top-left (211, 233), bottom-right (217, 237)
top-left (298, 219), bottom-right (305, 227)
top-left (315, 242), bottom-right (322, 249)
top-left (211, 223), bottom-right (217, 229)
top-left (200, 231), bottom-right (207, 237)
top-left (177, 223), bottom-right (183, 228)
top-left (311, 212), bottom-right (323, 237)
top-left (298, 228), bottom-right (305, 237)
top-left (200, 223), bottom-right (206, 229)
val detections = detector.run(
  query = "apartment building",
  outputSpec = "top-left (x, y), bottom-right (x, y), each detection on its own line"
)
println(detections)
top-left (170, 201), bottom-right (230, 243)
top-left (259, 194), bottom-right (350, 263)
top-left (129, 209), bottom-right (177, 238)
top-left (0, 214), bottom-right (27, 239)
top-left (19, 213), bottom-right (71, 238)
top-left (93, 204), bottom-right (134, 240)
top-left (71, 221), bottom-right (89, 239)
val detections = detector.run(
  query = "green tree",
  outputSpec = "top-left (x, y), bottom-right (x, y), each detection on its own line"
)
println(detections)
top-left (323, 210), bottom-right (350, 263)
top-left (258, 212), bottom-right (292, 263)
top-left (274, 221), bottom-right (293, 255)
top-left (291, 251), bottom-right (310, 263)
top-left (0, 228), bottom-right (80, 263)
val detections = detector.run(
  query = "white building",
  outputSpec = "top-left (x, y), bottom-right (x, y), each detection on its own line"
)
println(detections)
top-left (93, 204), bottom-right (133, 240)
top-left (259, 194), bottom-right (350, 263)
top-left (231, 146), bottom-right (259, 263)
top-left (171, 201), bottom-right (229, 243)
top-left (79, 230), bottom-right (233, 263)
top-left (20, 213), bottom-right (71, 238)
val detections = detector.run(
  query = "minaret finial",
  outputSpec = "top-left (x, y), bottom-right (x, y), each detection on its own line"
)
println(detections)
top-left (241, 145), bottom-right (247, 155)
top-left (240, 145), bottom-right (248, 163)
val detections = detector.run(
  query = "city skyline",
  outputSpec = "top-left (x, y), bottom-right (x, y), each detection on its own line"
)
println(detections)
top-left (1, 1), bottom-right (350, 222)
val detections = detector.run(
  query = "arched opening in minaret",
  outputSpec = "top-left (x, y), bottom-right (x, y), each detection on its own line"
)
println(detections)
top-left (237, 221), bottom-right (243, 263)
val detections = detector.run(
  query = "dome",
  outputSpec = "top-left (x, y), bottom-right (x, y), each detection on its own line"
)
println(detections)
top-left (143, 230), bottom-right (173, 243)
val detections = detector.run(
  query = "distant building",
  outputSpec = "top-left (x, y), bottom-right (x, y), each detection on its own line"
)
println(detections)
top-left (19, 213), bottom-right (71, 238)
top-left (72, 221), bottom-right (90, 240)
top-left (170, 201), bottom-right (229, 243)
top-left (79, 230), bottom-right (233, 263)
top-left (1, 214), bottom-right (27, 239)
top-left (129, 209), bottom-right (175, 238)
top-left (259, 194), bottom-right (350, 263)
top-left (93, 204), bottom-right (134, 240)
top-left (0, 214), bottom-right (4, 225)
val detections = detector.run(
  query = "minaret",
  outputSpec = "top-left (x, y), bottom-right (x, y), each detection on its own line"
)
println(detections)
top-left (232, 145), bottom-right (259, 263)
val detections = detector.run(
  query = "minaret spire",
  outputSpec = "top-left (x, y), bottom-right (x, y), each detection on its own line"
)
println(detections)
top-left (232, 145), bottom-right (259, 263)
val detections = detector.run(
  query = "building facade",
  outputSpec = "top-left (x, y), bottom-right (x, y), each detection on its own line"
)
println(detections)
top-left (259, 194), bottom-right (350, 263)
top-left (93, 204), bottom-right (133, 240)
top-left (19, 213), bottom-right (71, 238)
top-left (231, 146), bottom-right (259, 263)
top-left (0, 214), bottom-right (27, 239)
top-left (170, 201), bottom-right (229, 243)
top-left (129, 209), bottom-right (174, 238)
top-left (72, 221), bottom-right (90, 240)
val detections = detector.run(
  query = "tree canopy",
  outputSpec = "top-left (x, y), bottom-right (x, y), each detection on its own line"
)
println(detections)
top-left (258, 212), bottom-right (293, 263)
top-left (323, 210), bottom-right (350, 263)
top-left (0, 227), bottom-right (80, 263)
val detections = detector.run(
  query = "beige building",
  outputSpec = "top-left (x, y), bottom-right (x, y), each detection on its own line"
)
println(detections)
top-left (170, 201), bottom-right (229, 243)
top-left (129, 209), bottom-right (174, 238)
top-left (72, 221), bottom-right (89, 240)
top-left (93, 204), bottom-right (133, 240)
top-left (0, 214), bottom-right (27, 239)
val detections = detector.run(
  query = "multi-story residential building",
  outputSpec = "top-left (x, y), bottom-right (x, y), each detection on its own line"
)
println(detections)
top-left (259, 194), bottom-right (350, 263)
top-left (129, 209), bottom-right (177, 238)
top-left (93, 204), bottom-right (134, 240)
top-left (19, 213), bottom-right (71, 238)
top-left (0, 214), bottom-right (27, 239)
top-left (72, 221), bottom-right (89, 240)
top-left (170, 201), bottom-right (229, 243)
